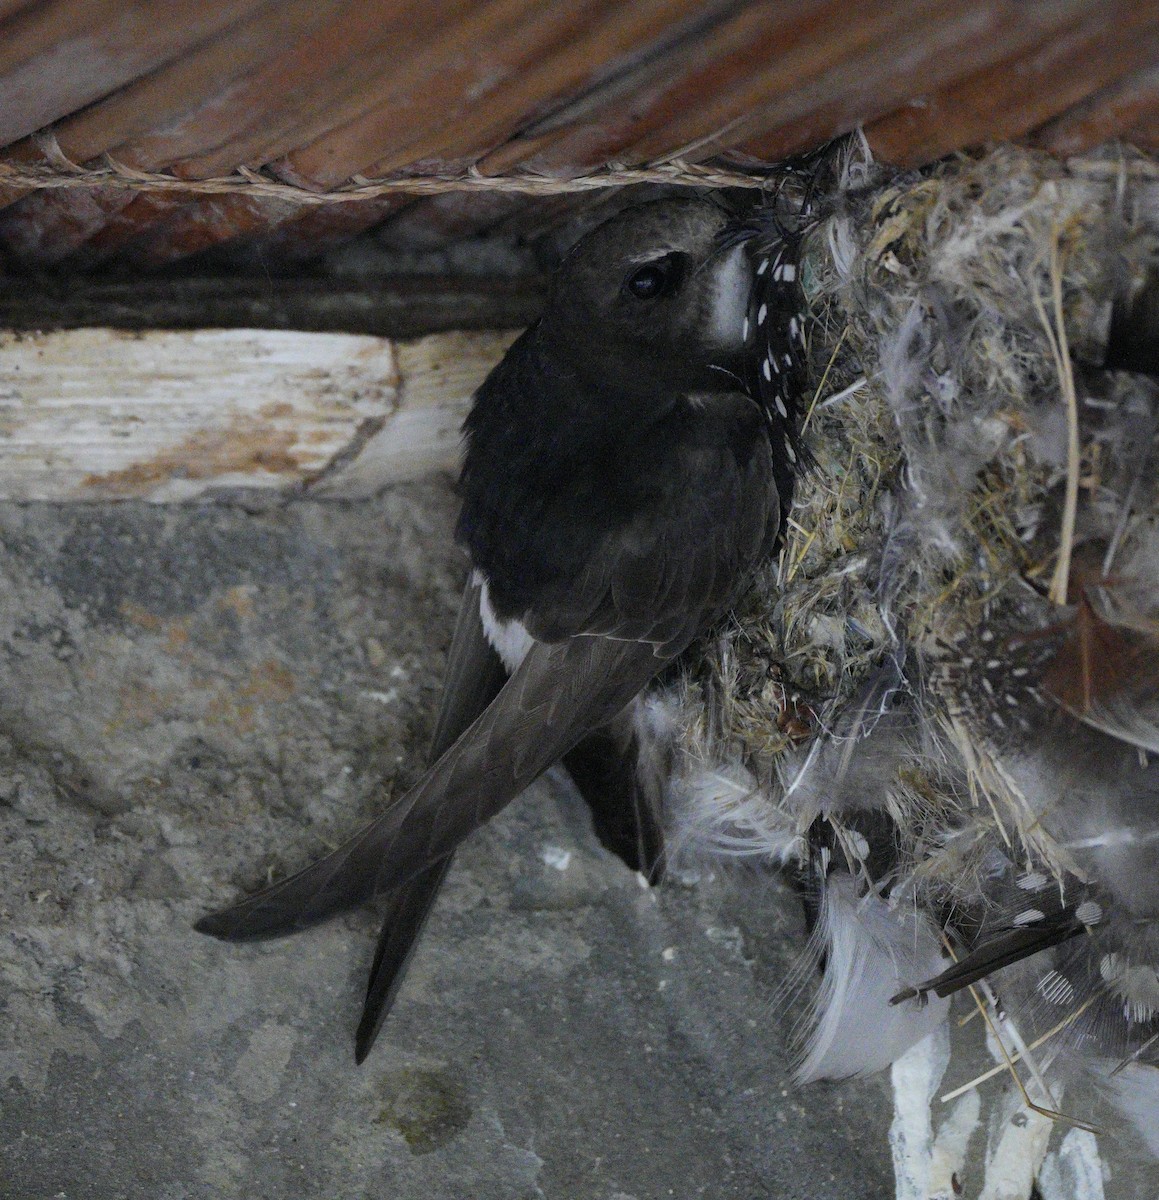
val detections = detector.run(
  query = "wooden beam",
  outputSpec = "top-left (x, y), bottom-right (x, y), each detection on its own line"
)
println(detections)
top-left (88, 0), bottom-right (690, 269)
top-left (617, 0), bottom-right (985, 162)
top-left (41, 193), bottom-right (197, 270)
top-left (0, 186), bottom-right (135, 266)
top-left (0, 0), bottom-right (345, 241)
top-left (141, 0), bottom-right (484, 180)
top-left (705, 0), bottom-right (1106, 164)
top-left (0, 275), bottom-right (546, 337)
top-left (0, 1), bottom-right (474, 267)
top-left (1030, 64), bottom-right (1159, 156)
top-left (232, 197), bottom-right (414, 268)
top-left (336, 0), bottom-right (721, 183)
top-left (45, 0), bottom-right (346, 167)
top-left (63, 0), bottom-right (490, 271)
top-left (471, 0), bottom-right (796, 178)
top-left (383, 1), bottom-right (795, 245)
top-left (0, 2), bottom-right (38, 21)
top-left (1128, 112), bottom-right (1159, 152)
top-left (864, 3), bottom-right (1159, 168)
top-left (357, 192), bottom-right (533, 256)
top-left (272, 0), bottom-right (620, 189)
top-left (310, 330), bottom-right (518, 496)
top-left (0, 326), bottom-right (515, 501)
top-left (0, 0), bottom-right (267, 147)
top-left (113, 194), bottom-right (304, 272)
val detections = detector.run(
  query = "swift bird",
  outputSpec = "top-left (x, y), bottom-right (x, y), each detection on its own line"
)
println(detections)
top-left (197, 194), bottom-right (810, 1062)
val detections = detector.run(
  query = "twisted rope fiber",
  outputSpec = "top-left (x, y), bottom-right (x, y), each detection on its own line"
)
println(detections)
top-left (5, 133), bottom-right (1155, 202)
top-left (0, 152), bottom-right (772, 202)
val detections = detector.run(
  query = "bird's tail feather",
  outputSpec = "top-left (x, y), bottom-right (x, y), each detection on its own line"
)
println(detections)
top-left (563, 704), bottom-right (667, 881)
top-left (355, 855), bottom-right (455, 1063)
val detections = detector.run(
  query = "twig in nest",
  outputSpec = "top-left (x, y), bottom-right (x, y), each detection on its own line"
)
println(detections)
top-left (1029, 221), bottom-right (1080, 607)
top-left (940, 994), bottom-right (1097, 1102)
top-left (801, 323), bottom-right (851, 434)
top-left (964, 973), bottom-right (1101, 1134)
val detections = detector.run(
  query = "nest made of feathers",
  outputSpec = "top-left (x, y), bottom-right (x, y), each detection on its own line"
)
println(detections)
top-left (667, 141), bottom-right (1159, 948)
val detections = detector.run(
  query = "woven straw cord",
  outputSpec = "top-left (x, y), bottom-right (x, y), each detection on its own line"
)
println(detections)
top-left (5, 132), bottom-right (1154, 205)
top-left (0, 146), bottom-right (772, 202)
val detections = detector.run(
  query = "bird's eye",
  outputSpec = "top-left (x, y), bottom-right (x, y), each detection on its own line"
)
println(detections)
top-left (624, 255), bottom-right (679, 300)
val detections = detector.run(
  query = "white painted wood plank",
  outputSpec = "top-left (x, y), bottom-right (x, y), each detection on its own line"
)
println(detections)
top-left (312, 329), bottom-right (518, 496)
top-left (0, 327), bottom-right (513, 502)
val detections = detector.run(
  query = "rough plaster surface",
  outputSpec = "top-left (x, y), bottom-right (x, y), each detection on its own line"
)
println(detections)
top-left (0, 483), bottom-right (896, 1199)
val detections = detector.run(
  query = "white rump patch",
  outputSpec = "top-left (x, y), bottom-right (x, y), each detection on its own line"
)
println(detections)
top-left (476, 571), bottom-right (535, 671)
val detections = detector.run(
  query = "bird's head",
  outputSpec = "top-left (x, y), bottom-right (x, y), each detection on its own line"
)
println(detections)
top-left (539, 197), bottom-right (752, 396)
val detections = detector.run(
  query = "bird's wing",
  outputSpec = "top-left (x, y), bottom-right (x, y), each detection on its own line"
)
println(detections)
top-left (196, 633), bottom-right (670, 940)
top-left (523, 390), bottom-right (777, 650)
top-left (197, 575), bottom-right (504, 955)
top-left (430, 573), bottom-right (510, 759)
top-left (360, 580), bottom-right (679, 1063)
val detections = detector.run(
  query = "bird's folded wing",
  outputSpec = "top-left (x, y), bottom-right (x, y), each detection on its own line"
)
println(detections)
top-left (522, 390), bottom-right (776, 651)
top-left (429, 574), bottom-right (510, 761)
top-left (198, 389), bottom-right (776, 943)
top-left (196, 631), bottom-right (666, 940)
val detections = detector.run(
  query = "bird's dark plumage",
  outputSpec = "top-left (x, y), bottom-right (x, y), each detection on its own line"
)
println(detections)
top-left (196, 195), bottom-right (809, 1062)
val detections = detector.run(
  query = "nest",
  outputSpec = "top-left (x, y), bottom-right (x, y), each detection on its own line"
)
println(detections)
top-left (670, 142), bottom-right (1159, 886)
